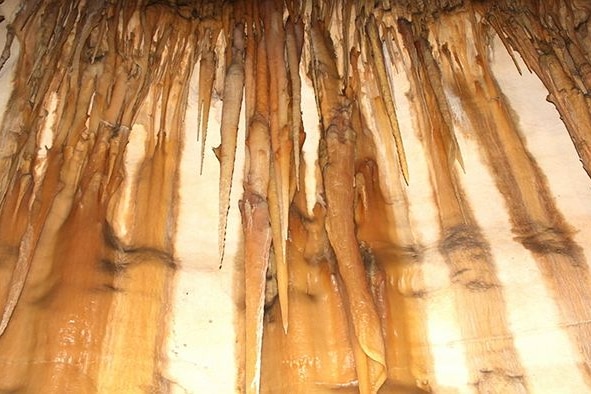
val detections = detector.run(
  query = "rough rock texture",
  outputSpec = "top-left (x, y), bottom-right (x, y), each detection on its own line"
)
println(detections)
top-left (0, 0), bottom-right (590, 393)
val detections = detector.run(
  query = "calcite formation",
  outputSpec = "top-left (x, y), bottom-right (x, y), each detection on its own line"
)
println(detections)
top-left (0, 0), bottom-right (590, 393)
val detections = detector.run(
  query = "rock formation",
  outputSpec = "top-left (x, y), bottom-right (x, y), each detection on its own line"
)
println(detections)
top-left (0, 0), bottom-right (590, 392)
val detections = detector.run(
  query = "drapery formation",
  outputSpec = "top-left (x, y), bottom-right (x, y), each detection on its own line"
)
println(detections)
top-left (0, 0), bottom-right (590, 393)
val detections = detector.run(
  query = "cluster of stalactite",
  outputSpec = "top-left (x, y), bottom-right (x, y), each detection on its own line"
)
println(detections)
top-left (0, 0), bottom-right (590, 393)
top-left (481, 0), bottom-right (591, 178)
top-left (0, 0), bottom-right (201, 391)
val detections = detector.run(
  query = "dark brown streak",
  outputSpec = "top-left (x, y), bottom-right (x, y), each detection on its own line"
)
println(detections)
top-left (102, 221), bottom-right (177, 270)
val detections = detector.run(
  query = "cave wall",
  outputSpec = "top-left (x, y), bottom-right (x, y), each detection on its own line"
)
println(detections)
top-left (0, 1), bottom-right (590, 393)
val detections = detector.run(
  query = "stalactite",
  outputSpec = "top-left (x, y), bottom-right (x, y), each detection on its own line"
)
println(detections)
top-left (436, 9), bottom-right (591, 382)
top-left (0, 1), bottom-right (197, 391)
top-left (310, 19), bottom-right (387, 393)
top-left (1, 0), bottom-right (591, 393)
top-left (217, 21), bottom-right (246, 268)
top-left (241, 24), bottom-right (272, 394)
top-left (262, 0), bottom-right (295, 333)
top-left (398, 17), bottom-right (528, 393)
top-left (354, 37), bottom-right (435, 391)
top-left (285, 16), bottom-right (304, 189)
top-left (365, 14), bottom-right (410, 183)
top-left (197, 25), bottom-right (219, 174)
top-left (260, 138), bottom-right (361, 392)
top-left (482, 0), bottom-right (591, 178)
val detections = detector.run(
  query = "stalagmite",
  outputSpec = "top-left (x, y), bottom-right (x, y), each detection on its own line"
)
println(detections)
top-left (1, 0), bottom-right (591, 393)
